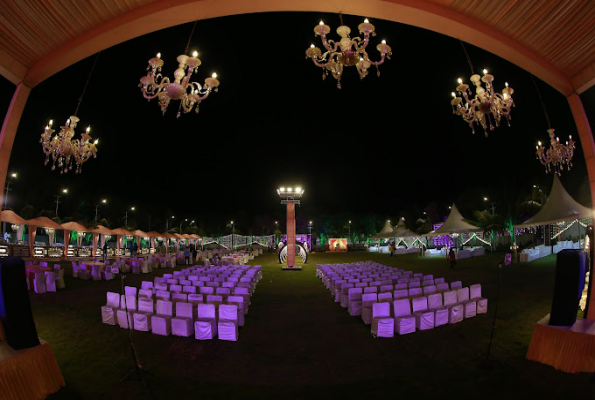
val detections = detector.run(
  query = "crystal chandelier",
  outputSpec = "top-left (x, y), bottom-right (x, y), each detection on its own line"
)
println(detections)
top-left (139, 21), bottom-right (219, 117)
top-left (450, 42), bottom-right (514, 137)
top-left (536, 129), bottom-right (575, 175)
top-left (531, 75), bottom-right (575, 175)
top-left (305, 16), bottom-right (391, 89)
top-left (40, 54), bottom-right (100, 174)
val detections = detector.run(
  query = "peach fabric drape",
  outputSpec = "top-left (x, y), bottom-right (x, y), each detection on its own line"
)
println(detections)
top-left (526, 322), bottom-right (595, 373)
top-left (0, 339), bottom-right (65, 399)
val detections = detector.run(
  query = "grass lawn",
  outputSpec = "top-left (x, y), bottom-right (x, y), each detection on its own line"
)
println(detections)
top-left (25, 251), bottom-right (595, 399)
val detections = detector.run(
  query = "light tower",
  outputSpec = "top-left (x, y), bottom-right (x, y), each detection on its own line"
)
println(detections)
top-left (277, 186), bottom-right (304, 269)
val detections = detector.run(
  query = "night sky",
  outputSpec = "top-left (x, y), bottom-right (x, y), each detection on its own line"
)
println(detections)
top-left (1, 12), bottom-right (594, 235)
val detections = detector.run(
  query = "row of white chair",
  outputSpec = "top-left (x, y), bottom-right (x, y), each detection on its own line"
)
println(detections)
top-left (369, 286), bottom-right (488, 337)
top-left (102, 292), bottom-right (243, 340)
top-left (31, 270), bottom-right (65, 293)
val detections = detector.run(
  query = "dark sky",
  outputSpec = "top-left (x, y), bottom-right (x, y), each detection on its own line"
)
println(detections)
top-left (1, 11), bottom-right (594, 233)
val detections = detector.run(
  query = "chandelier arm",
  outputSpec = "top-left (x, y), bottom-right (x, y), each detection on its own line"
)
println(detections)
top-left (141, 77), bottom-right (169, 100)
top-left (365, 53), bottom-right (387, 66)
top-left (320, 36), bottom-right (339, 53)
top-left (353, 34), bottom-right (371, 53)
top-left (310, 55), bottom-right (339, 69)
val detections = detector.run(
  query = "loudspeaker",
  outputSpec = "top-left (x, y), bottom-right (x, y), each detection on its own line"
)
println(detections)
top-left (549, 249), bottom-right (587, 326)
top-left (0, 257), bottom-right (40, 349)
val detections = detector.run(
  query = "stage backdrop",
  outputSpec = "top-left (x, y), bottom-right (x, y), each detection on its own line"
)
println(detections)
top-left (329, 238), bottom-right (348, 252)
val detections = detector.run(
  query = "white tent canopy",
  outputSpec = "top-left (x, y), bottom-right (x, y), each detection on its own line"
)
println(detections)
top-left (515, 174), bottom-right (593, 228)
top-left (370, 220), bottom-right (394, 239)
top-left (423, 204), bottom-right (481, 236)
top-left (389, 217), bottom-right (419, 238)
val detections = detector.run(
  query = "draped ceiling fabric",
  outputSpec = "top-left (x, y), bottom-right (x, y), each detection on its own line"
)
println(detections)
top-left (423, 204), bottom-right (481, 236)
top-left (370, 221), bottom-right (395, 239)
top-left (0, 210), bottom-right (26, 243)
top-left (60, 221), bottom-right (90, 249)
top-left (515, 174), bottom-right (593, 228)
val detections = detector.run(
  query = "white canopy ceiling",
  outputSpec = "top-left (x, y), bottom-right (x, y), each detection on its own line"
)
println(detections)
top-left (389, 217), bottom-right (419, 238)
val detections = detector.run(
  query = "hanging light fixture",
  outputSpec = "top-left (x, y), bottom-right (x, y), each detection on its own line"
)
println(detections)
top-left (450, 42), bottom-right (514, 137)
top-left (531, 75), bottom-right (575, 175)
top-left (40, 54), bottom-right (100, 174)
top-left (139, 21), bottom-right (219, 117)
top-left (305, 15), bottom-right (391, 89)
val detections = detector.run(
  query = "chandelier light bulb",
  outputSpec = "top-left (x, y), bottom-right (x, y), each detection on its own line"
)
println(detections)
top-left (505, 82), bottom-right (509, 87)
top-left (86, 126), bottom-right (90, 133)
top-left (212, 73), bottom-right (217, 78)
top-left (364, 18), bottom-right (369, 23)
top-left (94, 139), bottom-right (98, 145)
top-left (458, 78), bottom-right (463, 84)
top-left (280, 187), bottom-right (285, 192)
top-left (295, 187), bottom-right (302, 193)
top-left (381, 39), bottom-right (386, 44)
top-left (287, 188), bottom-right (293, 192)
top-left (319, 20), bottom-right (324, 25)
top-left (310, 44), bottom-right (315, 48)
top-left (483, 69), bottom-right (488, 74)
top-left (192, 51), bottom-right (198, 57)
top-left (49, 119), bottom-right (53, 127)
top-left (451, 92), bottom-right (456, 98)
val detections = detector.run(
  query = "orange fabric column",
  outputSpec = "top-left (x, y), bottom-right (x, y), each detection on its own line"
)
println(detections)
top-left (0, 83), bottom-right (31, 208)
top-left (287, 201), bottom-right (296, 267)
top-left (63, 230), bottom-right (70, 257)
top-left (568, 94), bottom-right (595, 320)
top-left (92, 233), bottom-right (99, 257)
top-left (28, 225), bottom-right (37, 257)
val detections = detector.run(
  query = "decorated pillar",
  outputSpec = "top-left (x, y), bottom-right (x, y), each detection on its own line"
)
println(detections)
top-left (63, 229), bottom-right (70, 257)
top-left (277, 187), bottom-right (304, 269)
top-left (286, 202), bottom-right (296, 268)
top-left (28, 225), bottom-right (37, 257)
top-left (92, 233), bottom-right (99, 257)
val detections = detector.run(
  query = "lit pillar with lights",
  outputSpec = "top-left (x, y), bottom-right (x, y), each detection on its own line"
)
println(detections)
top-left (277, 186), bottom-right (304, 269)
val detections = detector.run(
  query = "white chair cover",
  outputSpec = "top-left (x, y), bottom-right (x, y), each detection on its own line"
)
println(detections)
top-left (151, 300), bottom-right (173, 336)
top-left (133, 298), bottom-right (154, 332)
top-left (470, 284), bottom-right (488, 314)
top-left (393, 299), bottom-right (416, 335)
top-left (428, 293), bottom-right (448, 327)
top-left (45, 271), bottom-right (56, 292)
top-left (55, 269), bottom-right (65, 289)
top-left (412, 296), bottom-right (434, 330)
top-left (195, 303), bottom-right (217, 340)
top-left (101, 292), bottom-right (120, 325)
top-left (139, 289), bottom-right (153, 299)
top-left (371, 302), bottom-right (394, 338)
top-left (33, 272), bottom-right (46, 294)
top-left (218, 304), bottom-right (239, 341)
top-left (172, 302), bottom-right (194, 337)
top-left (361, 293), bottom-right (378, 325)
top-left (227, 296), bottom-right (245, 326)
top-left (116, 309), bottom-right (133, 328)
top-left (348, 287), bottom-right (363, 316)
top-left (458, 287), bottom-right (477, 318)
top-left (444, 290), bottom-right (463, 324)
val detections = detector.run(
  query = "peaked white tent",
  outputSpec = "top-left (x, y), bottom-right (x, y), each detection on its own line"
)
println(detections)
top-left (389, 217), bottom-right (419, 238)
top-left (370, 220), bottom-right (394, 239)
top-left (423, 204), bottom-right (481, 236)
top-left (515, 174), bottom-right (593, 228)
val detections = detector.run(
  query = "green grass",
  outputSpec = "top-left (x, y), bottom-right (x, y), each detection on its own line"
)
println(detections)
top-left (24, 251), bottom-right (595, 399)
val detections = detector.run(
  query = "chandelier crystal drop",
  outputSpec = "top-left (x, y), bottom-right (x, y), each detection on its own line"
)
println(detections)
top-left (40, 116), bottom-right (98, 174)
top-left (536, 128), bottom-right (575, 175)
top-left (450, 69), bottom-right (515, 137)
top-left (139, 50), bottom-right (219, 117)
top-left (305, 18), bottom-right (392, 89)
